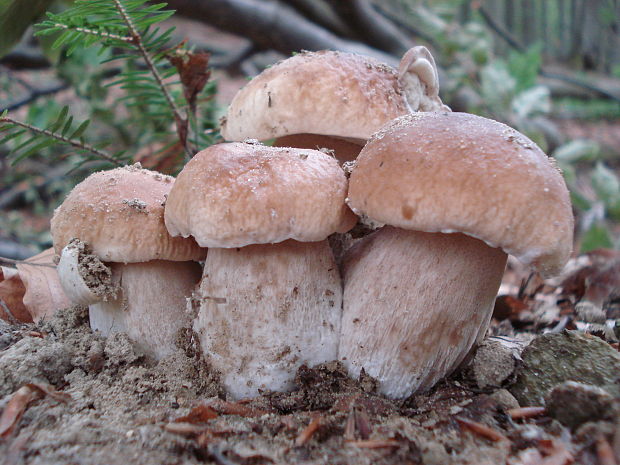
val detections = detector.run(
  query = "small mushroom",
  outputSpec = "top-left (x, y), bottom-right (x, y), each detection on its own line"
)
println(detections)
top-left (340, 112), bottom-right (574, 398)
top-left (221, 48), bottom-right (448, 164)
top-left (164, 142), bottom-right (356, 399)
top-left (51, 164), bottom-right (205, 359)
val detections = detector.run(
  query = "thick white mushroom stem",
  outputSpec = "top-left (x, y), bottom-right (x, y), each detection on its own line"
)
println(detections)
top-left (398, 46), bottom-right (450, 112)
top-left (339, 227), bottom-right (507, 399)
top-left (90, 260), bottom-right (201, 360)
top-left (274, 134), bottom-right (363, 165)
top-left (57, 239), bottom-right (116, 306)
top-left (193, 240), bottom-right (342, 400)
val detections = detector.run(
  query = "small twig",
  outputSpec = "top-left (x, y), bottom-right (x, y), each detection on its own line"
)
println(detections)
top-left (455, 416), bottom-right (509, 442)
top-left (507, 406), bottom-right (546, 420)
top-left (0, 256), bottom-right (55, 269)
top-left (112, 0), bottom-right (191, 159)
top-left (295, 415), bottom-right (322, 446)
top-left (0, 116), bottom-right (122, 167)
top-left (346, 439), bottom-right (400, 448)
top-left (52, 23), bottom-right (133, 43)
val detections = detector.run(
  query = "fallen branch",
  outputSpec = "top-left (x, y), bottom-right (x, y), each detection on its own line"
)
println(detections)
top-left (166, 0), bottom-right (398, 67)
top-left (326, 0), bottom-right (413, 56)
top-left (286, 0), bottom-right (355, 38)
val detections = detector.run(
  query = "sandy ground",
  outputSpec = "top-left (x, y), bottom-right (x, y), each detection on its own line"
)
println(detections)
top-left (1, 302), bottom-right (619, 465)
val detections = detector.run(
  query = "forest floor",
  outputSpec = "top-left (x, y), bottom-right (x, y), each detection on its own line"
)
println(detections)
top-left (1, 252), bottom-right (620, 465)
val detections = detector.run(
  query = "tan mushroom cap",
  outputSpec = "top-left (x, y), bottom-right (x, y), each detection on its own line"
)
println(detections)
top-left (51, 164), bottom-right (205, 263)
top-left (348, 112), bottom-right (574, 277)
top-left (221, 50), bottom-right (408, 142)
top-left (165, 142), bottom-right (357, 248)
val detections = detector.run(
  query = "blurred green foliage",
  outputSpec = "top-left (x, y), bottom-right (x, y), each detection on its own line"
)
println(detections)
top-left (0, 0), bottom-right (220, 252)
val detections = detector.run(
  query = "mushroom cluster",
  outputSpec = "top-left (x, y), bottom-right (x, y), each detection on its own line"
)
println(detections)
top-left (49, 46), bottom-right (573, 401)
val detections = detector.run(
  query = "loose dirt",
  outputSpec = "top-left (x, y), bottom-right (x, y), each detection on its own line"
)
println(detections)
top-left (1, 300), bottom-right (619, 464)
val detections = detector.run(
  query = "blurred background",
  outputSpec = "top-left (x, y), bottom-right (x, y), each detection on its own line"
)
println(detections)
top-left (1, 0), bottom-right (619, 259)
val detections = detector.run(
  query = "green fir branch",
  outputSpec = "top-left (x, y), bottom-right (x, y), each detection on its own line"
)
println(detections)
top-left (1, 1), bottom-right (217, 172)
top-left (36, 0), bottom-right (193, 158)
top-left (1, 110), bottom-right (124, 166)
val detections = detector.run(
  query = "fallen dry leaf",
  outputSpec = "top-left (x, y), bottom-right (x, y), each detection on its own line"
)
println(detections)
top-left (0, 383), bottom-right (70, 438)
top-left (16, 248), bottom-right (70, 322)
top-left (167, 47), bottom-right (212, 110)
top-left (173, 404), bottom-right (218, 424)
top-left (0, 386), bottom-right (41, 438)
top-left (0, 266), bottom-right (30, 323)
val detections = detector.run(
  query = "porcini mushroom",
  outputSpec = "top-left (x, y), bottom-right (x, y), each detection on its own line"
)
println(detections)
top-left (51, 164), bottom-right (205, 359)
top-left (164, 142), bottom-right (356, 399)
top-left (340, 112), bottom-right (574, 398)
top-left (221, 47), bottom-right (448, 164)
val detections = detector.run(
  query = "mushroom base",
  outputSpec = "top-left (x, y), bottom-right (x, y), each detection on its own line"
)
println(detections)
top-left (339, 227), bottom-right (507, 399)
top-left (89, 260), bottom-right (201, 360)
top-left (193, 240), bottom-right (342, 399)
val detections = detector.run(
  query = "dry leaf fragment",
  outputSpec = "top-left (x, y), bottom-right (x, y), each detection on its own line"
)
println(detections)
top-left (204, 398), bottom-right (269, 418)
top-left (0, 386), bottom-right (40, 438)
top-left (508, 406), bottom-right (546, 420)
top-left (174, 404), bottom-right (218, 424)
top-left (535, 439), bottom-right (574, 465)
top-left (295, 415), bottom-right (322, 446)
top-left (16, 249), bottom-right (70, 322)
top-left (164, 422), bottom-right (208, 436)
top-left (455, 416), bottom-right (509, 442)
top-left (25, 383), bottom-right (71, 403)
top-left (343, 399), bottom-right (373, 441)
top-left (346, 439), bottom-right (400, 449)
top-left (597, 436), bottom-right (618, 465)
top-left (0, 383), bottom-right (70, 438)
top-left (0, 266), bottom-right (30, 323)
top-left (167, 48), bottom-right (212, 110)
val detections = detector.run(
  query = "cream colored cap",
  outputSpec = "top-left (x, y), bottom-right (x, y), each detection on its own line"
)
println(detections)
top-left (348, 112), bottom-right (574, 277)
top-left (221, 50), bottom-right (408, 142)
top-left (164, 142), bottom-right (357, 248)
top-left (51, 164), bottom-right (205, 263)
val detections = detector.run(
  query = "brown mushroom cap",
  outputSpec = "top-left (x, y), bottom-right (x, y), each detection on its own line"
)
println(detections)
top-left (221, 50), bottom-right (408, 142)
top-left (348, 112), bottom-right (574, 277)
top-left (51, 164), bottom-right (205, 263)
top-left (165, 142), bottom-right (357, 248)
